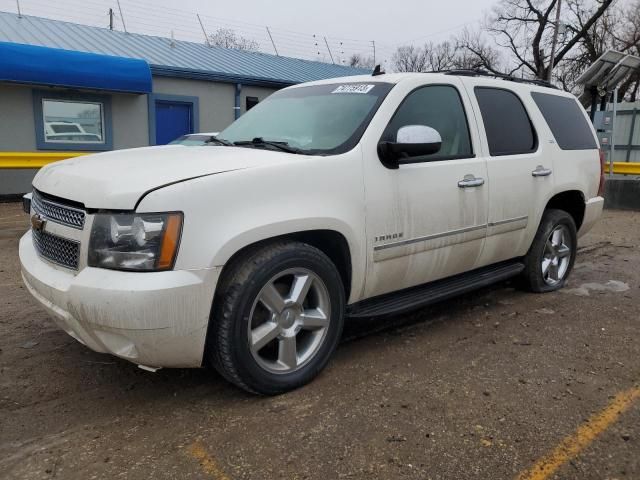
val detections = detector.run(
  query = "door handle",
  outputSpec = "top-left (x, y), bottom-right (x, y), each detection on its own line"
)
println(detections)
top-left (458, 175), bottom-right (485, 188)
top-left (532, 165), bottom-right (553, 177)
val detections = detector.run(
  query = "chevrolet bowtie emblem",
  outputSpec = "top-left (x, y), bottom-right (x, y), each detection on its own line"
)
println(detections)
top-left (31, 214), bottom-right (46, 232)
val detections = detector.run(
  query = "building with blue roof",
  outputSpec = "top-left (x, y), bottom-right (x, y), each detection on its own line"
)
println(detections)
top-left (0, 11), bottom-right (368, 194)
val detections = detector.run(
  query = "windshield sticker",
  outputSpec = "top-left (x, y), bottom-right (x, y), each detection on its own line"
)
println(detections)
top-left (331, 84), bottom-right (376, 94)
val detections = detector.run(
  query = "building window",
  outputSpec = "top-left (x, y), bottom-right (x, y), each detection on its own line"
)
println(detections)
top-left (246, 96), bottom-right (259, 111)
top-left (33, 91), bottom-right (113, 151)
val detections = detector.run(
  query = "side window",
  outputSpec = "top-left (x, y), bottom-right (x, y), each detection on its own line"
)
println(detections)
top-left (474, 87), bottom-right (537, 156)
top-left (382, 85), bottom-right (473, 161)
top-left (531, 92), bottom-right (598, 150)
top-left (246, 96), bottom-right (259, 111)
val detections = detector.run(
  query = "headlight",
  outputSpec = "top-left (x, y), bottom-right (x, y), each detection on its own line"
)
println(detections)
top-left (88, 212), bottom-right (183, 271)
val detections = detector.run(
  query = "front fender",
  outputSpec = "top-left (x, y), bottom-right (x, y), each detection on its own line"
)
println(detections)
top-left (137, 152), bottom-right (368, 302)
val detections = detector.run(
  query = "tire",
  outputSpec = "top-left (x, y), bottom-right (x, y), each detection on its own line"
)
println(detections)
top-left (207, 241), bottom-right (345, 395)
top-left (521, 209), bottom-right (577, 293)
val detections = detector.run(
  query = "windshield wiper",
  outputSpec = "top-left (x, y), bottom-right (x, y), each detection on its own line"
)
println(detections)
top-left (204, 136), bottom-right (233, 146)
top-left (233, 137), bottom-right (301, 154)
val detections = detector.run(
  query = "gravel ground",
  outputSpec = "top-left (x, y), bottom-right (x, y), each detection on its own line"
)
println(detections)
top-left (1, 203), bottom-right (638, 480)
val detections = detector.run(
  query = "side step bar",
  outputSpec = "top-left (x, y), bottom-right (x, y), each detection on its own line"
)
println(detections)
top-left (346, 261), bottom-right (525, 318)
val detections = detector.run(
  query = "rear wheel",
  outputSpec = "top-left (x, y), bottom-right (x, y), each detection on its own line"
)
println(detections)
top-left (207, 241), bottom-right (345, 395)
top-left (521, 209), bottom-right (577, 292)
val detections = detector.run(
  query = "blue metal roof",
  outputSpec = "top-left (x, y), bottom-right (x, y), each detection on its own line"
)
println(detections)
top-left (0, 11), bottom-right (369, 87)
top-left (0, 41), bottom-right (152, 93)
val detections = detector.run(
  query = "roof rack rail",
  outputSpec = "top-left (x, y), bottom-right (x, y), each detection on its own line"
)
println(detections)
top-left (437, 69), bottom-right (558, 89)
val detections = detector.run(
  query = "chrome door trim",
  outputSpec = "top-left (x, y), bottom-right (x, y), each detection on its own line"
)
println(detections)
top-left (374, 223), bottom-right (487, 252)
top-left (488, 215), bottom-right (529, 227)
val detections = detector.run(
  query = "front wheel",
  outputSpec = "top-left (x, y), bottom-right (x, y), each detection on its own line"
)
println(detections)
top-left (521, 209), bottom-right (577, 293)
top-left (207, 241), bottom-right (345, 395)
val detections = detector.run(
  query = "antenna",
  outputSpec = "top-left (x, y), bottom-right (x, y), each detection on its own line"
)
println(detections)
top-left (108, 8), bottom-right (114, 30)
top-left (266, 27), bottom-right (279, 56)
top-left (197, 14), bottom-right (211, 47)
top-left (116, 0), bottom-right (127, 33)
top-left (170, 29), bottom-right (175, 47)
top-left (324, 37), bottom-right (335, 64)
top-left (16, 0), bottom-right (22, 18)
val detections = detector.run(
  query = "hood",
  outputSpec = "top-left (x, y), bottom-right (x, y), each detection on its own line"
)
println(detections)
top-left (33, 145), bottom-right (298, 210)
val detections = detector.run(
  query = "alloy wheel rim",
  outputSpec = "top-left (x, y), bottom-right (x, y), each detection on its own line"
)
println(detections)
top-left (248, 268), bottom-right (331, 374)
top-left (541, 224), bottom-right (572, 286)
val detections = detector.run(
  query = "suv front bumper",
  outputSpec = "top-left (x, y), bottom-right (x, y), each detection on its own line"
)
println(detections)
top-left (19, 231), bottom-right (220, 368)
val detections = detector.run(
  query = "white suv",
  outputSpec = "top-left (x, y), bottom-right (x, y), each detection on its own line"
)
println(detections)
top-left (20, 71), bottom-right (605, 394)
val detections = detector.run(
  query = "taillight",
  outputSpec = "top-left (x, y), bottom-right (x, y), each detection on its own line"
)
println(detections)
top-left (597, 149), bottom-right (606, 197)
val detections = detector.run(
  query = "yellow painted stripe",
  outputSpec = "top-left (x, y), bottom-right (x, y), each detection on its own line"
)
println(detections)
top-left (0, 152), bottom-right (87, 168)
top-left (516, 386), bottom-right (640, 480)
top-left (604, 162), bottom-right (640, 175)
top-left (186, 440), bottom-right (231, 480)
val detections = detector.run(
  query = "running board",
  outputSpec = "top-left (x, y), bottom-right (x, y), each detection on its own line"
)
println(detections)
top-left (346, 261), bottom-right (525, 318)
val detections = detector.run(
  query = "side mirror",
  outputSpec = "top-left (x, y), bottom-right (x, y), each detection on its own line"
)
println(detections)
top-left (378, 125), bottom-right (442, 168)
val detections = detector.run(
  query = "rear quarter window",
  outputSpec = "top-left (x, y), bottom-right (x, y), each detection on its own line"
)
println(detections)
top-left (474, 87), bottom-right (537, 156)
top-left (531, 92), bottom-right (598, 150)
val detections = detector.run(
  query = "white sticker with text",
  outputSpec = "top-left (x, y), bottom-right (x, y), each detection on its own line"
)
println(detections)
top-left (331, 84), bottom-right (375, 94)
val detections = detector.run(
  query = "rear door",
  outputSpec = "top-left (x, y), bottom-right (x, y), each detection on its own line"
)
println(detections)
top-left (464, 82), bottom-right (555, 267)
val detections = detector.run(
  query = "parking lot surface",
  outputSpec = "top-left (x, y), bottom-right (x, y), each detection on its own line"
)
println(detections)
top-left (1, 202), bottom-right (638, 480)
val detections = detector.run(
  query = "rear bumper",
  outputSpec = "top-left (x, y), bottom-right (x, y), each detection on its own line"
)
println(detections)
top-left (19, 231), bottom-right (220, 368)
top-left (578, 196), bottom-right (604, 238)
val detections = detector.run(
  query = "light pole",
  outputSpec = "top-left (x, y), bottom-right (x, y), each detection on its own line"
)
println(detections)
top-left (547, 0), bottom-right (562, 81)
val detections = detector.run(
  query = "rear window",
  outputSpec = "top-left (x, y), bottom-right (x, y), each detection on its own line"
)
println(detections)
top-left (475, 87), bottom-right (537, 156)
top-left (531, 92), bottom-right (598, 150)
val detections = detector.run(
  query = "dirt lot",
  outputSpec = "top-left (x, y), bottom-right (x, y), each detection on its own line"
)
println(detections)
top-left (1, 202), bottom-right (638, 480)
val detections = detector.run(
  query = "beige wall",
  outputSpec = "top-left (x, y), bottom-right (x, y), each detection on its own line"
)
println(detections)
top-left (0, 78), bottom-right (280, 195)
top-left (0, 83), bottom-right (149, 151)
top-left (111, 93), bottom-right (150, 149)
top-left (153, 76), bottom-right (237, 133)
top-left (152, 77), bottom-right (278, 132)
top-left (240, 85), bottom-right (276, 114)
top-left (0, 84), bottom-right (37, 150)
top-left (0, 79), bottom-right (280, 153)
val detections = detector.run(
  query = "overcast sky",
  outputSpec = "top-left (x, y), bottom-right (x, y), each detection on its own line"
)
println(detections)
top-left (1, 0), bottom-right (498, 64)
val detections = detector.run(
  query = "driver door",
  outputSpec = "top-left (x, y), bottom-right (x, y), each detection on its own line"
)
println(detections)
top-left (362, 80), bottom-right (489, 298)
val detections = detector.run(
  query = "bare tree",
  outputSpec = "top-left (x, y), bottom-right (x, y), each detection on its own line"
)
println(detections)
top-left (208, 28), bottom-right (259, 51)
top-left (392, 35), bottom-right (502, 73)
top-left (553, 0), bottom-right (640, 98)
top-left (454, 28), bottom-right (503, 72)
top-left (482, 0), bottom-right (615, 80)
top-left (392, 45), bottom-right (429, 72)
top-left (348, 54), bottom-right (375, 69)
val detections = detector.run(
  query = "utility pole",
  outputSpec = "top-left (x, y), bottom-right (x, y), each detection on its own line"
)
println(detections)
top-left (108, 8), bottom-right (114, 30)
top-left (266, 27), bottom-right (279, 56)
top-left (16, 0), bottom-right (22, 18)
top-left (547, 0), bottom-right (562, 81)
top-left (116, 0), bottom-right (127, 33)
top-left (371, 40), bottom-right (376, 65)
top-left (197, 14), bottom-right (211, 47)
top-left (324, 37), bottom-right (334, 64)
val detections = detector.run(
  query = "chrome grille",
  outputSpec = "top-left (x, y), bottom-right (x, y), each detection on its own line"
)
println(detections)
top-left (32, 190), bottom-right (86, 229)
top-left (32, 229), bottom-right (80, 270)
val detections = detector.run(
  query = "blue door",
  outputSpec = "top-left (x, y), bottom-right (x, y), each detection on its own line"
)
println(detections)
top-left (155, 101), bottom-right (193, 144)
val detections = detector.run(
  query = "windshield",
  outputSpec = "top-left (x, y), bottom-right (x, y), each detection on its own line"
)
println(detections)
top-left (219, 82), bottom-right (393, 155)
